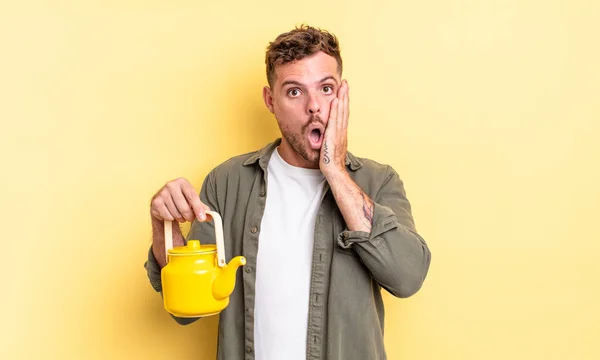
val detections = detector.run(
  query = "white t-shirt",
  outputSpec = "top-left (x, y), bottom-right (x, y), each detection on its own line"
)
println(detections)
top-left (254, 147), bottom-right (326, 360)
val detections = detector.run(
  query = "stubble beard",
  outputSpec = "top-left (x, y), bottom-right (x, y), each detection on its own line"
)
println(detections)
top-left (279, 115), bottom-right (324, 165)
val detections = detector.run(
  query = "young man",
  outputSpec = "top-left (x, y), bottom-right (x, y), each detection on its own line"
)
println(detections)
top-left (145, 25), bottom-right (431, 360)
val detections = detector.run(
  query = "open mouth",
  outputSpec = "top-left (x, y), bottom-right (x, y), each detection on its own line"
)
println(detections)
top-left (308, 127), bottom-right (324, 150)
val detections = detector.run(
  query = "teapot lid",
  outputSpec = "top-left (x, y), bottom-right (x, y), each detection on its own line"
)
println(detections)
top-left (168, 240), bottom-right (216, 255)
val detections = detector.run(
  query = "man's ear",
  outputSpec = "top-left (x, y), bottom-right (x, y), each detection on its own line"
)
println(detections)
top-left (262, 86), bottom-right (275, 114)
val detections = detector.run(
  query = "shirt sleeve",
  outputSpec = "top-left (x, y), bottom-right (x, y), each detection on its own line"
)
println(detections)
top-left (144, 246), bottom-right (163, 293)
top-left (336, 166), bottom-right (432, 298)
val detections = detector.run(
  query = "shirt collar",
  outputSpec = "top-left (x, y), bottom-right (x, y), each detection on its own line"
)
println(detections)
top-left (243, 138), bottom-right (363, 171)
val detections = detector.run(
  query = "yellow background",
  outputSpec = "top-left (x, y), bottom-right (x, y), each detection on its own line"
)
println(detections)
top-left (1, 1), bottom-right (598, 359)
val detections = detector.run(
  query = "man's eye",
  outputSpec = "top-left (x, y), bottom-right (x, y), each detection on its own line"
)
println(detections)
top-left (288, 89), bottom-right (301, 97)
top-left (323, 86), bottom-right (333, 94)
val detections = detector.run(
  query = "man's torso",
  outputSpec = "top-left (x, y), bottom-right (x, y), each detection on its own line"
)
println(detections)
top-left (186, 139), bottom-right (392, 360)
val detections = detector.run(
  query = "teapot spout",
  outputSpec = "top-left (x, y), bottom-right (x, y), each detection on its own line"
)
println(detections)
top-left (212, 256), bottom-right (246, 300)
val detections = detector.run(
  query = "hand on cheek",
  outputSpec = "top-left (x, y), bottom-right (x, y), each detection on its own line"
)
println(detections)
top-left (320, 80), bottom-right (349, 177)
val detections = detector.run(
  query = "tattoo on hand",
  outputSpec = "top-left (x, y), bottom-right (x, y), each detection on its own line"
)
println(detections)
top-left (323, 141), bottom-right (331, 164)
top-left (361, 192), bottom-right (374, 229)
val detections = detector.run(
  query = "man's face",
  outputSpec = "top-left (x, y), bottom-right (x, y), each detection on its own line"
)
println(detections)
top-left (263, 51), bottom-right (341, 168)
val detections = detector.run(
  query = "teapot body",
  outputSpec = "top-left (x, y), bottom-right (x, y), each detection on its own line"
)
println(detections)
top-left (161, 244), bottom-right (228, 317)
top-left (160, 212), bottom-right (245, 318)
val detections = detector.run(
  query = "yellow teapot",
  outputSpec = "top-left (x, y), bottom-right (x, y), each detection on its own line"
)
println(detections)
top-left (161, 211), bottom-right (246, 317)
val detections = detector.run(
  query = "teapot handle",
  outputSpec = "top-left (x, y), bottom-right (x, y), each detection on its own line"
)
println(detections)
top-left (206, 211), bottom-right (226, 268)
top-left (164, 220), bottom-right (173, 263)
top-left (163, 211), bottom-right (226, 268)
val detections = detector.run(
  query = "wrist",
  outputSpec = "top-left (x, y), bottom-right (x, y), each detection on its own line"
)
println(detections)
top-left (323, 166), bottom-right (349, 183)
top-left (151, 215), bottom-right (163, 227)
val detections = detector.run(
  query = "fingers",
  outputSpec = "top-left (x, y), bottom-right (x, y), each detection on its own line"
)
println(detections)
top-left (163, 190), bottom-right (185, 222)
top-left (337, 80), bottom-right (348, 130)
top-left (170, 186), bottom-right (195, 222)
top-left (343, 80), bottom-right (349, 129)
top-left (150, 196), bottom-right (173, 221)
top-left (328, 98), bottom-right (339, 128)
top-left (328, 80), bottom-right (350, 132)
top-left (338, 83), bottom-right (345, 131)
top-left (182, 183), bottom-right (209, 222)
top-left (150, 178), bottom-right (210, 223)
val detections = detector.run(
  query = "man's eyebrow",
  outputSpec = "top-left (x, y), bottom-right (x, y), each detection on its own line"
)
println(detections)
top-left (319, 76), bottom-right (338, 84)
top-left (280, 76), bottom-right (339, 88)
top-left (281, 80), bottom-right (304, 88)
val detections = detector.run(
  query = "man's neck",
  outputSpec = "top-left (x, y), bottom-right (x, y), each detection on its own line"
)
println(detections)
top-left (276, 140), bottom-right (319, 170)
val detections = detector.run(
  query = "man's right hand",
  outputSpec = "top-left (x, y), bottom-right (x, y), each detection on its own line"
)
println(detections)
top-left (150, 177), bottom-right (210, 223)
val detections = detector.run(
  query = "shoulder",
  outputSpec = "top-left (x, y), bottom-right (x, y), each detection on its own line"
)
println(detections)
top-left (206, 139), bottom-right (279, 182)
top-left (206, 150), bottom-right (259, 183)
top-left (348, 153), bottom-right (404, 195)
top-left (350, 153), bottom-right (399, 180)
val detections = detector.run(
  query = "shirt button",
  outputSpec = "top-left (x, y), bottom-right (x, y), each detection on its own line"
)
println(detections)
top-left (245, 266), bottom-right (252, 273)
top-left (251, 227), bottom-right (258, 234)
top-left (246, 346), bottom-right (252, 353)
top-left (260, 190), bottom-right (266, 197)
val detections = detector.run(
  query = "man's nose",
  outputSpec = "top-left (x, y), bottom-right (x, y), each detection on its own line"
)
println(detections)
top-left (307, 93), bottom-right (321, 114)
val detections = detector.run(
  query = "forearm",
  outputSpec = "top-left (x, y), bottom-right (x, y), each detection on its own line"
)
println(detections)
top-left (151, 216), bottom-right (185, 269)
top-left (331, 167), bottom-right (431, 298)
top-left (326, 170), bottom-right (374, 233)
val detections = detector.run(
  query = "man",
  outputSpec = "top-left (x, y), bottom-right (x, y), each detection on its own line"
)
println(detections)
top-left (145, 25), bottom-right (431, 360)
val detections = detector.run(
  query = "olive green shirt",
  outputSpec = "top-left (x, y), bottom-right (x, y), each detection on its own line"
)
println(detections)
top-left (145, 139), bottom-right (431, 360)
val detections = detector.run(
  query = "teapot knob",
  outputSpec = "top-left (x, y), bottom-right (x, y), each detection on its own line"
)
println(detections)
top-left (187, 240), bottom-right (200, 250)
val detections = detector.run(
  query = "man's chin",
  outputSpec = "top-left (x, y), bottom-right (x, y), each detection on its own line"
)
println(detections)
top-left (296, 150), bottom-right (320, 167)
top-left (304, 148), bottom-right (321, 164)
top-left (285, 137), bottom-right (321, 167)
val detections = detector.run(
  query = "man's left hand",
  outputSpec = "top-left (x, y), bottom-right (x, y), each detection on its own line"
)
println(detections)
top-left (320, 80), bottom-right (349, 178)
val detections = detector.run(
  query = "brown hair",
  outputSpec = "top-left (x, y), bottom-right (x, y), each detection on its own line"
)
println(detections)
top-left (265, 25), bottom-right (342, 88)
